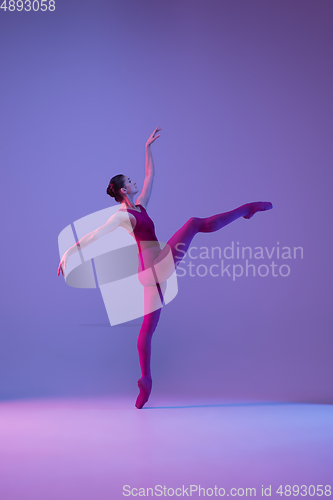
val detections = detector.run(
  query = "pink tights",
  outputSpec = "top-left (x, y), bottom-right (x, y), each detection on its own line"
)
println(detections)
top-left (135, 204), bottom-right (250, 408)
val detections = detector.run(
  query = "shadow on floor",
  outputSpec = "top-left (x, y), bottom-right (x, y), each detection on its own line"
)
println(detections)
top-left (144, 401), bottom-right (297, 410)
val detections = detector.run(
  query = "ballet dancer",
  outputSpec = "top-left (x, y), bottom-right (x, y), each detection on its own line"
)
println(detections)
top-left (58, 126), bottom-right (273, 409)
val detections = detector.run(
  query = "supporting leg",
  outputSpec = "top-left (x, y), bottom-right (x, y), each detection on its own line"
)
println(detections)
top-left (137, 309), bottom-right (161, 379)
top-left (135, 283), bottom-right (165, 409)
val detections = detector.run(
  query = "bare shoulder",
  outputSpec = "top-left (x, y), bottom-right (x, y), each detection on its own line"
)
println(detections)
top-left (116, 208), bottom-right (137, 232)
top-left (95, 209), bottom-right (128, 239)
top-left (115, 209), bottom-right (130, 219)
top-left (105, 209), bottom-right (131, 228)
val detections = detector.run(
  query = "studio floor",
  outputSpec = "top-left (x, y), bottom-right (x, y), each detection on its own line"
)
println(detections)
top-left (0, 397), bottom-right (331, 499)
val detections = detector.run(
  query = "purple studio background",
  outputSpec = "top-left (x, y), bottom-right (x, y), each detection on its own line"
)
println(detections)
top-left (1, 0), bottom-right (332, 403)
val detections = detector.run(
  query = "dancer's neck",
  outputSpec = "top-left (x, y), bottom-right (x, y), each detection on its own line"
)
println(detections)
top-left (121, 194), bottom-right (138, 210)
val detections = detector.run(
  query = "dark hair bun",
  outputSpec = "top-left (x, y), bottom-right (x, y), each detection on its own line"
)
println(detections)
top-left (106, 174), bottom-right (126, 203)
top-left (106, 185), bottom-right (115, 198)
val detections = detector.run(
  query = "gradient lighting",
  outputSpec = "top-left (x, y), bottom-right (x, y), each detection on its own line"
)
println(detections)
top-left (0, 0), bottom-right (332, 496)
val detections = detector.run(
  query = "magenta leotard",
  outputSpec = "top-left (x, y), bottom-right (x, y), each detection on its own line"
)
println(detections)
top-left (119, 204), bottom-right (163, 291)
top-left (119, 204), bottom-right (159, 244)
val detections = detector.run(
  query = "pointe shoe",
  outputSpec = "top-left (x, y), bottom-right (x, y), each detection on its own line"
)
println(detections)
top-left (243, 201), bottom-right (273, 219)
top-left (135, 376), bottom-right (152, 409)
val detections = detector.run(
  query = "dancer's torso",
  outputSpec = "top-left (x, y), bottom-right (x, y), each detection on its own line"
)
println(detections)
top-left (118, 204), bottom-right (161, 269)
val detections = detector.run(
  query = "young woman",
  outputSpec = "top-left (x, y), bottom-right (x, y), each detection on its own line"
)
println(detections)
top-left (58, 127), bottom-right (273, 409)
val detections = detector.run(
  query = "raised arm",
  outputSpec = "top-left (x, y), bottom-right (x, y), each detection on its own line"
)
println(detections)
top-left (57, 211), bottom-right (123, 277)
top-left (136, 126), bottom-right (161, 209)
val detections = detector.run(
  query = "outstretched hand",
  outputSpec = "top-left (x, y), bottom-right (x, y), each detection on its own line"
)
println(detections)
top-left (57, 252), bottom-right (68, 277)
top-left (146, 126), bottom-right (161, 147)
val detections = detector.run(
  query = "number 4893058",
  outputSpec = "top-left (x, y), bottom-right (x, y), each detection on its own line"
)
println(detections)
top-left (0, 0), bottom-right (55, 11)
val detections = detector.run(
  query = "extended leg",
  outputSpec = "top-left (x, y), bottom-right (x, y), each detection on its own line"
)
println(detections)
top-left (167, 209), bottom-right (245, 268)
top-left (154, 202), bottom-right (272, 272)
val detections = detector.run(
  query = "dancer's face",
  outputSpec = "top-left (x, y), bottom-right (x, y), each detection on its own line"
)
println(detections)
top-left (122, 175), bottom-right (139, 196)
